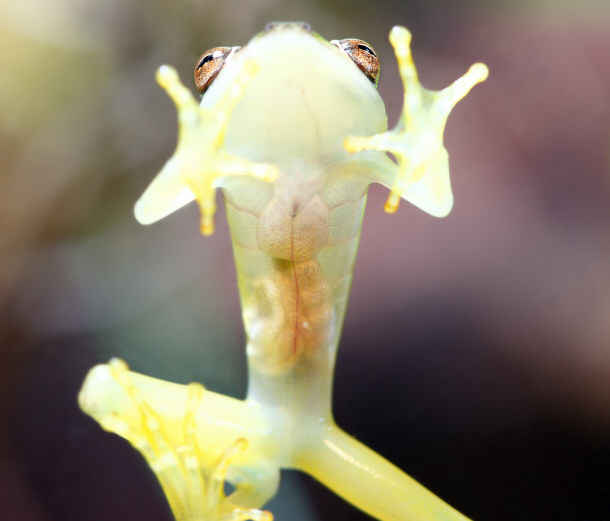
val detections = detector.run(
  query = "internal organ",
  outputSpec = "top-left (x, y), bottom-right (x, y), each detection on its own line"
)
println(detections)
top-left (245, 194), bottom-right (334, 371)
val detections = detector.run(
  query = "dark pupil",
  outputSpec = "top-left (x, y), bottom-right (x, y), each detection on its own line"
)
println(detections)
top-left (357, 44), bottom-right (376, 57)
top-left (197, 54), bottom-right (214, 70)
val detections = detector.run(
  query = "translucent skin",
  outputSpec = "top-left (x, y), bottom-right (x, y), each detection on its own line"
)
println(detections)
top-left (79, 23), bottom-right (488, 521)
top-left (225, 166), bottom-right (369, 414)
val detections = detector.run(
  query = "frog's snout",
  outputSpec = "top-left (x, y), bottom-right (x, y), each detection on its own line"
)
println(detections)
top-left (264, 21), bottom-right (311, 33)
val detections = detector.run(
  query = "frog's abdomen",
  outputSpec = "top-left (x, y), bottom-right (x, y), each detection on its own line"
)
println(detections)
top-left (224, 175), bottom-right (367, 374)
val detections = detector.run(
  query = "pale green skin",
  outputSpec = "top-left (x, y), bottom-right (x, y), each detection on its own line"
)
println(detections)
top-left (209, 28), bottom-right (387, 416)
top-left (79, 23), bottom-right (488, 521)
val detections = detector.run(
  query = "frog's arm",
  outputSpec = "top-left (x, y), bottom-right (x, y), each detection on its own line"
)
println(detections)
top-left (134, 63), bottom-right (278, 235)
top-left (345, 26), bottom-right (488, 217)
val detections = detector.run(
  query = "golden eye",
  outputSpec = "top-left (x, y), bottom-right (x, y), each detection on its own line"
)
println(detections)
top-left (331, 39), bottom-right (380, 85)
top-left (194, 46), bottom-right (240, 94)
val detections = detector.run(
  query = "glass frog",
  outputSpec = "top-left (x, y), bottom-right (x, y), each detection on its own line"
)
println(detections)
top-left (79, 22), bottom-right (488, 521)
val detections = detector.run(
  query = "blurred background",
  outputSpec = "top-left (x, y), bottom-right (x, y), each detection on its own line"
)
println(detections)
top-left (1, 0), bottom-right (609, 520)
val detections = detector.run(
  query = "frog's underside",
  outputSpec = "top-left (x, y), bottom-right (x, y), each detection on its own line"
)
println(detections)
top-left (79, 23), bottom-right (487, 521)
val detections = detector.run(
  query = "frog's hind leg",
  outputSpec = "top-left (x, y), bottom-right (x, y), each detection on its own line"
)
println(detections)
top-left (293, 423), bottom-right (471, 521)
top-left (91, 358), bottom-right (272, 521)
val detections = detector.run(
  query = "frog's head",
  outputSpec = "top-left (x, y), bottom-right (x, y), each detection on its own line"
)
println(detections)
top-left (192, 22), bottom-right (387, 161)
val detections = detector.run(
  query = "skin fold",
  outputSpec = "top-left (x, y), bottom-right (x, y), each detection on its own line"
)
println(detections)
top-left (78, 22), bottom-right (487, 521)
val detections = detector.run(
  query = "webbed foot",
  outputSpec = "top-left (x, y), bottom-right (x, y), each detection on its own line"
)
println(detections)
top-left (134, 63), bottom-right (278, 235)
top-left (345, 26), bottom-right (488, 217)
top-left (91, 359), bottom-right (272, 521)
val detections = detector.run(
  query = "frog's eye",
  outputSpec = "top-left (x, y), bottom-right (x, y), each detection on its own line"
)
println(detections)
top-left (194, 46), bottom-right (240, 94)
top-left (331, 39), bottom-right (380, 85)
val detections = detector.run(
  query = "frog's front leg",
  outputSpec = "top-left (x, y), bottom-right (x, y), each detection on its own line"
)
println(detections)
top-left (134, 63), bottom-right (278, 235)
top-left (345, 26), bottom-right (488, 217)
top-left (79, 360), bottom-right (278, 521)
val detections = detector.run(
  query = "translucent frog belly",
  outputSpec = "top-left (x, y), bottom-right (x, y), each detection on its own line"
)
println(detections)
top-left (223, 164), bottom-right (367, 375)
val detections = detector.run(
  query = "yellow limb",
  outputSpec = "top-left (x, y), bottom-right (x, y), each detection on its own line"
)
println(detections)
top-left (294, 423), bottom-right (471, 521)
top-left (345, 26), bottom-right (488, 217)
top-left (79, 360), bottom-right (277, 521)
top-left (134, 64), bottom-right (278, 235)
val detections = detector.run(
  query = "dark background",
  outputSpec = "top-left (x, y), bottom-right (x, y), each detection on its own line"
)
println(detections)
top-left (1, 0), bottom-right (609, 520)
